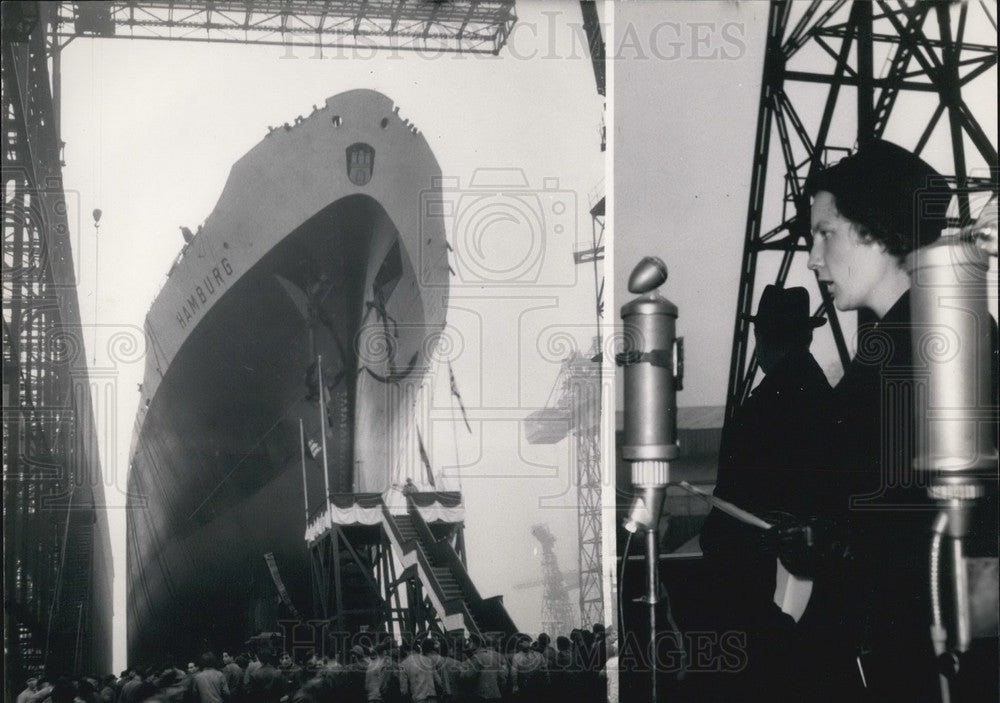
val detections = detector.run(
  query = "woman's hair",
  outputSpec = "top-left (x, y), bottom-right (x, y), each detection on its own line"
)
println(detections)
top-left (805, 140), bottom-right (953, 263)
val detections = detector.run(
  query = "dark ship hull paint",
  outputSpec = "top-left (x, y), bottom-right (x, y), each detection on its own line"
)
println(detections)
top-left (127, 90), bottom-right (449, 661)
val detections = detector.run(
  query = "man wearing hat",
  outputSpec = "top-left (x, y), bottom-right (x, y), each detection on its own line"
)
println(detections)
top-left (697, 284), bottom-right (832, 700)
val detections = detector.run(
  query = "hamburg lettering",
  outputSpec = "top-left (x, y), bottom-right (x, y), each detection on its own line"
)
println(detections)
top-left (175, 257), bottom-right (235, 330)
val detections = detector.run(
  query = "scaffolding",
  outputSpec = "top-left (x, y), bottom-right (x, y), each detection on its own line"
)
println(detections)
top-left (2, 2), bottom-right (113, 692)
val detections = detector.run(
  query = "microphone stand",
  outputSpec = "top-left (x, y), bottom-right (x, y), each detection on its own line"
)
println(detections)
top-left (619, 257), bottom-right (683, 703)
top-left (908, 197), bottom-right (998, 702)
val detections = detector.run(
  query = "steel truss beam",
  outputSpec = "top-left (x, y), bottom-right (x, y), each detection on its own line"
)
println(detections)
top-left (49, 1), bottom-right (517, 55)
top-left (725, 0), bottom-right (998, 423)
top-left (309, 525), bottom-right (393, 635)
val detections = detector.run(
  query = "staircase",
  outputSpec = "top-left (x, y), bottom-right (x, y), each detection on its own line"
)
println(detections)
top-left (382, 501), bottom-right (517, 640)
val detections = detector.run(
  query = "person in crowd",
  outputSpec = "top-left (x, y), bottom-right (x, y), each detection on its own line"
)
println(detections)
top-left (277, 652), bottom-right (303, 694)
top-left (460, 635), bottom-right (507, 701)
top-left (115, 673), bottom-right (130, 702)
top-left (316, 651), bottom-right (341, 694)
top-left (433, 638), bottom-right (466, 703)
top-left (242, 651), bottom-right (261, 692)
top-left (364, 640), bottom-right (393, 703)
top-left (131, 679), bottom-right (160, 703)
top-left (602, 629), bottom-right (619, 703)
top-left (119, 670), bottom-right (145, 703)
top-left (399, 639), bottom-right (444, 703)
top-left (343, 644), bottom-right (370, 701)
top-left (590, 625), bottom-right (607, 669)
top-left (220, 652), bottom-right (242, 700)
top-left (533, 634), bottom-right (556, 673)
top-left (17, 677), bottom-right (40, 703)
top-left (553, 636), bottom-right (573, 672)
top-left (78, 676), bottom-right (102, 703)
top-left (155, 669), bottom-right (188, 703)
top-left (244, 647), bottom-right (283, 703)
top-left (509, 636), bottom-right (547, 703)
top-left (579, 630), bottom-right (604, 703)
top-left (50, 678), bottom-right (79, 703)
top-left (188, 652), bottom-right (229, 703)
top-left (99, 675), bottom-right (118, 703)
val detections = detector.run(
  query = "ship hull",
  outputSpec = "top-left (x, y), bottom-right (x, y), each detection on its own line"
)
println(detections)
top-left (127, 90), bottom-right (449, 661)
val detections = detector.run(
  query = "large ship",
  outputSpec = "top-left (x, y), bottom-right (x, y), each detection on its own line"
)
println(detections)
top-left (126, 90), bottom-right (453, 661)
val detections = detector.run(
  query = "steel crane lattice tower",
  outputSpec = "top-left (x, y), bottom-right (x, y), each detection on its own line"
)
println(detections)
top-left (530, 524), bottom-right (576, 635)
top-left (525, 346), bottom-right (604, 628)
top-left (725, 0), bottom-right (998, 423)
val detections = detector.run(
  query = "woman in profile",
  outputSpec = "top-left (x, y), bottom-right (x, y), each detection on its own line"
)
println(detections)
top-left (798, 139), bottom-right (997, 702)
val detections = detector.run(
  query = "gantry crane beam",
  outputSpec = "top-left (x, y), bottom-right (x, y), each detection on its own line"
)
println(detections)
top-left (48, 1), bottom-right (517, 54)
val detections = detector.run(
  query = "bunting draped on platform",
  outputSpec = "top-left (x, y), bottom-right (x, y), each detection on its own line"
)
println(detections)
top-left (304, 491), bottom-right (465, 542)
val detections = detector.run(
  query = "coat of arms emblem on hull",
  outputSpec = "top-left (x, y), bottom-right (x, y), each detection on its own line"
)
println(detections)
top-left (346, 143), bottom-right (375, 186)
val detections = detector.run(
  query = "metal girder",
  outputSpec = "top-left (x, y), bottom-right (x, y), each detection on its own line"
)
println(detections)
top-left (50, 1), bottom-right (517, 54)
top-left (308, 525), bottom-right (388, 635)
top-left (724, 0), bottom-right (999, 423)
top-left (575, 428), bottom-right (603, 627)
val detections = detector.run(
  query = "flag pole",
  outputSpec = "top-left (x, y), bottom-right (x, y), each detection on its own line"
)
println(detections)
top-left (317, 355), bottom-right (332, 508)
top-left (299, 418), bottom-right (310, 524)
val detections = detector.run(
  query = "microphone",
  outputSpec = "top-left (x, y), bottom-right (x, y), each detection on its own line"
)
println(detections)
top-left (908, 217), bottom-right (997, 483)
top-left (620, 257), bottom-right (682, 476)
top-left (619, 257), bottom-right (683, 531)
top-left (619, 258), bottom-right (686, 703)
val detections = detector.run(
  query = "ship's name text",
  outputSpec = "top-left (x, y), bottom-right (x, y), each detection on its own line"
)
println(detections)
top-left (175, 258), bottom-right (234, 330)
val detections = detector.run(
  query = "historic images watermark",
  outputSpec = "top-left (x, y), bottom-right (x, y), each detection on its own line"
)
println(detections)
top-left (270, 619), bottom-right (749, 675)
top-left (278, 13), bottom-right (746, 64)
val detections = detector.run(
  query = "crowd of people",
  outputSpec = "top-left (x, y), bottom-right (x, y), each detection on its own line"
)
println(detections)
top-left (15, 625), bottom-right (613, 703)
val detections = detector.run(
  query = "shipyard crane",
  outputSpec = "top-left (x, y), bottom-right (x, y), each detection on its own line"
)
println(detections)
top-left (523, 524), bottom-right (577, 635)
top-left (2, 0), bottom-right (517, 687)
top-left (525, 345), bottom-right (603, 628)
top-left (520, 1), bottom-right (607, 631)
top-left (725, 0), bottom-right (998, 421)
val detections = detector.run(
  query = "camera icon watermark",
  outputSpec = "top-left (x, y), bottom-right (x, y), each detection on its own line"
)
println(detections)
top-left (420, 168), bottom-right (579, 288)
